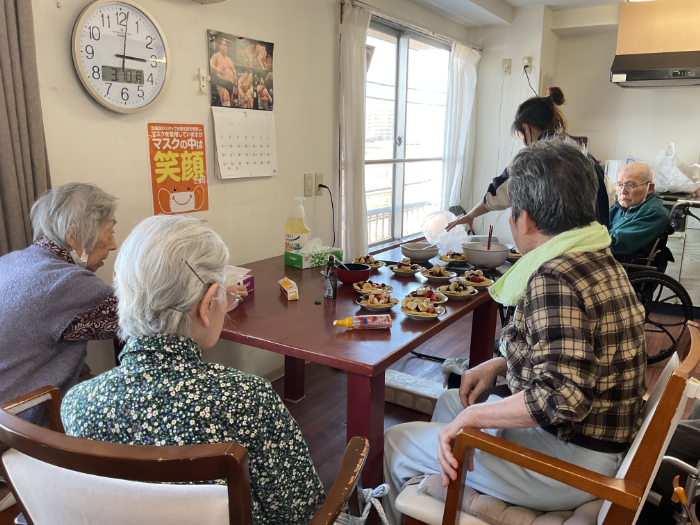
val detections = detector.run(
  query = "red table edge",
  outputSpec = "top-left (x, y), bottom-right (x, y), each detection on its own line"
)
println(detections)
top-left (218, 289), bottom-right (496, 377)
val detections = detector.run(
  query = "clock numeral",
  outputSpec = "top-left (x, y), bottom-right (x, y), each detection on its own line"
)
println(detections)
top-left (138, 85), bottom-right (144, 98)
top-left (88, 25), bottom-right (100, 41)
top-left (105, 83), bottom-right (112, 95)
top-left (135, 20), bottom-right (139, 33)
top-left (92, 66), bottom-right (100, 79)
top-left (121, 87), bottom-right (129, 101)
top-left (117, 12), bottom-right (128, 27)
top-left (85, 45), bottom-right (94, 59)
top-left (100, 13), bottom-right (110, 28)
top-left (147, 73), bottom-right (154, 85)
top-left (146, 36), bottom-right (154, 50)
top-left (150, 55), bottom-right (157, 68)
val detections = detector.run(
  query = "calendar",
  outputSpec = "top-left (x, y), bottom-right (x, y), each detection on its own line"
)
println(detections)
top-left (212, 107), bottom-right (278, 179)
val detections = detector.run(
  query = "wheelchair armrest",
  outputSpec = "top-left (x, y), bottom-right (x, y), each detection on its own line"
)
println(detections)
top-left (446, 428), bottom-right (643, 513)
top-left (0, 387), bottom-right (64, 434)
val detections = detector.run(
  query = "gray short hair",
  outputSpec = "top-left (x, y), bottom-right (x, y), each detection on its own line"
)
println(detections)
top-left (623, 162), bottom-right (654, 183)
top-left (508, 140), bottom-right (597, 236)
top-left (115, 215), bottom-right (229, 340)
top-left (31, 183), bottom-right (117, 253)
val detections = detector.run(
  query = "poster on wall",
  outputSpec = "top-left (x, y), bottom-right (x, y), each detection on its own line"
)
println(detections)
top-left (212, 107), bottom-right (277, 179)
top-left (147, 123), bottom-right (209, 215)
top-left (208, 30), bottom-right (274, 111)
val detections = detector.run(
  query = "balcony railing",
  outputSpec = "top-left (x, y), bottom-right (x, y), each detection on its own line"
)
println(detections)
top-left (366, 200), bottom-right (433, 246)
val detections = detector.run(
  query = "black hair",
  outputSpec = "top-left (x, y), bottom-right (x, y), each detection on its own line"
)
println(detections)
top-left (511, 86), bottom-right (568, 138)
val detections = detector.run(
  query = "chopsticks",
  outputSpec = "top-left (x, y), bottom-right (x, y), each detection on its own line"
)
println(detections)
top-left (487, 225), bottom-right (493, 250)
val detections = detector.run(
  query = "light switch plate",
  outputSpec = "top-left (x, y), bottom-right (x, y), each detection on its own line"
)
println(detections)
top-left (315, 172), bottom-right (323, 195)
top-left (304, 173), bottom-right (314, 197)
top-left (502, 59), bottom-right (511, 76)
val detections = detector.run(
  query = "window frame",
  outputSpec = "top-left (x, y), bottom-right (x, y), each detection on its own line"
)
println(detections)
top-left (365, 18), bottom-right (451, 248)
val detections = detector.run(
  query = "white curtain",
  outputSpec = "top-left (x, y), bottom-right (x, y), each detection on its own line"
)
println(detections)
top-left (441, 44), bottom-right (481, 210)
top-left (339, 4), bottom-right (371, 257)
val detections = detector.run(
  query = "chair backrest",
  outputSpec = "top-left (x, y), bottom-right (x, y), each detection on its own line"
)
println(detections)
top-left (0, 387), bottom-right (369, 525)
top-left (598, 321), bottom-right (700, 525)
top-left (0, 387), bottom-right (250, 525)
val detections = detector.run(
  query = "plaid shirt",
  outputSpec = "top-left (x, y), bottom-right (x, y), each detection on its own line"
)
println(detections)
top-left (501, 249), bottom-right (647, 443)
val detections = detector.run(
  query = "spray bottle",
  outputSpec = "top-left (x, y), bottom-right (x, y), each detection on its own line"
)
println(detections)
top-left (285, 197), bottom-right (310, 252)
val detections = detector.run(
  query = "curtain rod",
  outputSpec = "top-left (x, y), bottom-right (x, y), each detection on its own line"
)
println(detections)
top-left (340, 0), bottom-right (482, 52)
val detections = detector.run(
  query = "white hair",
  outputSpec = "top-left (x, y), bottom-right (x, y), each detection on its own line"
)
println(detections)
top-left (30, 183), bottom-right (117, 253)
top-left (115, 215), bottom-right (229, 340)
top-left (623, 162), bottom-right (654, 183)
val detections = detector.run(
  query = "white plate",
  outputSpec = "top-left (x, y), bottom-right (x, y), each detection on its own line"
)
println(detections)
top-left (420, 269), bottom-right (456, 282)
top-left (356, 297), bottom-right (398, 311)
top-left (388, 265), bottom-right (423, 276)
top-left (440, 289), bottom-right (478, 301)
top-left (353, 283), bottom-right (394, 294)
top-left (405, 292), bottom-right (448, 305)
top-left (401, 305), bottom-right (446, 320)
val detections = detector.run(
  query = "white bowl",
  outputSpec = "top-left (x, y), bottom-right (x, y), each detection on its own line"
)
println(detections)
top-left (401, 242), bottom-right (439, 262)
top-left (461, 242), bottom-right (510, 269)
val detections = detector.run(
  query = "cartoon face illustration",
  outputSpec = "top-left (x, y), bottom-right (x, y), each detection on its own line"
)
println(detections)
top-left (158, 185), bottom-right (206, 214)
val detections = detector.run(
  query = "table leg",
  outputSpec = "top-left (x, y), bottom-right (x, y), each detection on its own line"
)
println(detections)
top-left (469, 297), bottom-right (498, 368)
top-left (284, 356), bottom-right (305, 402)
top-left (347, 371), bottom-right (385, 490)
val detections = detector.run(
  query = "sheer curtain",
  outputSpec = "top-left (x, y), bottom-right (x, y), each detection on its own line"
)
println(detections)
top-left (339, 4), bottom-right (371, 258)
top-left (441, 44), bottom-right (480, 210)
top-left (0, 0), bottom-right (51, 255)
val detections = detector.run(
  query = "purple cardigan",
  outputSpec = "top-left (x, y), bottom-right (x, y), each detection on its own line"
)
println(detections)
top-left (0, 244), bottom-right (113, 424)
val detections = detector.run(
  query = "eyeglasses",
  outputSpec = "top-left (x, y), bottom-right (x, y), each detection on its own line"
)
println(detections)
top-left (185, 261), bottom-right (243, 311)
top-left (615, 181), bottom-right (650, 192)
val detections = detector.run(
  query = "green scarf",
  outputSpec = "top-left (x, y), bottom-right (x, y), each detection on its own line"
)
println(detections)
top-left (489, 222), bottom-right (611, 307)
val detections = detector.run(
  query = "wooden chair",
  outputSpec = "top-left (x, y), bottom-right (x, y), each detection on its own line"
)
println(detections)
top-left (396, 321), bottom-right (700, 525)
top-left (0, 387), bottom-right (368, 525)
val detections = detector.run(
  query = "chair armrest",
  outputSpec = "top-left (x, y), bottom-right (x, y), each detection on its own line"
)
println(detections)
top-left (451, 428), bottom-right (643, 511)
top-left (0, 387), bottom-right (64, 434)
top-left (309, 436), bottom-right (369, 525)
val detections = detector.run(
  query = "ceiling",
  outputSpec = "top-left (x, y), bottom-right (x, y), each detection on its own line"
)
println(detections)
top-left (409, 0), bottom-right (622, 26)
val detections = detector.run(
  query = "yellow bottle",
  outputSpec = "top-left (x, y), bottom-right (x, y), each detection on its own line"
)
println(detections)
top-left (334, 315), bottom-right (393, 329)
top-left (285, 197), bottom-right (310, 252)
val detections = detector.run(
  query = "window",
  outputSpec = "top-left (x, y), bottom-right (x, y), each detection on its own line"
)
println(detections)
top-left (365, 20), bottom-right (450, 246)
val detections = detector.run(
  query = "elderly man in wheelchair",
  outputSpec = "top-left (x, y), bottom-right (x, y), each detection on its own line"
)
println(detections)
top-left (610, 163), bottom-right (698, 365)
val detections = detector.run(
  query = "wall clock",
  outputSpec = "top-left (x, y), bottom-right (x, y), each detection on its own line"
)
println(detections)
top-left (71, 0), bottom-right (170, 113)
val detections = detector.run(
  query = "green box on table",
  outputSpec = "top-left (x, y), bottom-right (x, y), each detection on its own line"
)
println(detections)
top-left (284, 249), bottom-right (343, 270)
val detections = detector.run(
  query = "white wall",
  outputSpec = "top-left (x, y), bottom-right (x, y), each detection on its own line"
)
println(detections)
top-left (557, 31), bottom-right (700, 167)
top-left (31, 0), bottom-right (470, 377)
top-left (465, 7), bottom-right (547, 243)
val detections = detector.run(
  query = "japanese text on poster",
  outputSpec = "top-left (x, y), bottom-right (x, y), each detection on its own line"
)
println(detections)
top-left (148, 123), bottom-right (209, 215)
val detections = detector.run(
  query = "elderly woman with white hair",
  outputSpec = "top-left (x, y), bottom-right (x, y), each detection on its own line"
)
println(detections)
top-left (0, 183), bottom-right (118, 424)
top-left (61, 215), bottom-right (324, 525)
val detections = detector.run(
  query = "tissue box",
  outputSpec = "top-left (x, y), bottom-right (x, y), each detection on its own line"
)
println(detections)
top-left (284, 248), bottom-right (343, 270)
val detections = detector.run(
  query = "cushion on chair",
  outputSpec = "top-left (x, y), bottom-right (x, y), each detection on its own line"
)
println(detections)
top-left (396, 482), bottom-right (601, 525)
top-left (2, 449), bottom-right (229, 525)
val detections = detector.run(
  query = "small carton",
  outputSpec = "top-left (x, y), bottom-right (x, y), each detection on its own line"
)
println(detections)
top-left (278, 277), bottom-right (299, 301)
top-left (226, 266), bottom-right (254, 294)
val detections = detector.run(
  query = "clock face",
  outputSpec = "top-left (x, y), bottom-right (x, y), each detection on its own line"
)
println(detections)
top-left (71, 0), bottom-right (170, 113)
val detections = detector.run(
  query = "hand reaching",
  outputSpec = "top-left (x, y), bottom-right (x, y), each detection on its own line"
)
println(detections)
top-left (446, 214), bottom-right (474, 233)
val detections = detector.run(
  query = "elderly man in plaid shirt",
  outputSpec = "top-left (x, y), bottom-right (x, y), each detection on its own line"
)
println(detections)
top-left (383, 140), bottom-right (647, 524)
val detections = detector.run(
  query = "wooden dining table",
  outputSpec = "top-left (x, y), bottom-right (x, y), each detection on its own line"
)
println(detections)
top-left (220, 248), bottom-right (499, 487)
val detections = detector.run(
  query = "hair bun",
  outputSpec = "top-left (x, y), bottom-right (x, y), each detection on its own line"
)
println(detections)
top-left (548, 87), bottom-right (565, 106)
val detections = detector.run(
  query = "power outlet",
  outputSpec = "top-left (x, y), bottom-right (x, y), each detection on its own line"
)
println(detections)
top-left (502, 59), bottom-right (511, 76)
top-left (315, 172), bottom-right (323, 195)
top-left (304, 173), bottom-right (314, 197)
top-left (522, 56), bottom-right (532, 73)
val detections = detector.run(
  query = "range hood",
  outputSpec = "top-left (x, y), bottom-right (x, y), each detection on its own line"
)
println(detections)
top-left (611, 0), bottom-right (700, 88)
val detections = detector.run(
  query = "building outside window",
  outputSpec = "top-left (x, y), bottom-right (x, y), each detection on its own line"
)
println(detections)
top-left (365, 20), bottom-right (450, 246)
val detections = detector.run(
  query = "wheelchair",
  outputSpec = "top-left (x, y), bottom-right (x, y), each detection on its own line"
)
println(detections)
top-left (616, 201), bottom-right (699, 365)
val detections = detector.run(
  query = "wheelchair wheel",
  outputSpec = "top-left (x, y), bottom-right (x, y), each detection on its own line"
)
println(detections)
top-left (628, 271), bottom-right (694, 365)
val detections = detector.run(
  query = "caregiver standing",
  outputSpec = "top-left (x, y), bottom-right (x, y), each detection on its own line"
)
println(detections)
top-left (447, 87), bottom-right (614, 233)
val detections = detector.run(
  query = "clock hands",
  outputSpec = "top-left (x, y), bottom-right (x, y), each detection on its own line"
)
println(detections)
top-left (115, 54), bottom-right (147, 62)
top-left (120, 11), bottom-right (129, 70)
